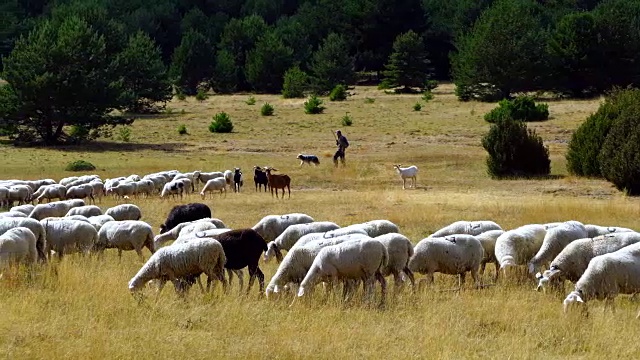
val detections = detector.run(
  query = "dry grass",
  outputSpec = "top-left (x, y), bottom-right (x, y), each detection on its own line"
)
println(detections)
top-left (2, 84), bottom-right (640, 359)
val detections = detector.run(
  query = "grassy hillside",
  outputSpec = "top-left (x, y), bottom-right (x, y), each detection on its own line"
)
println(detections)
top-left (2, 84), bottom-right (640, 359)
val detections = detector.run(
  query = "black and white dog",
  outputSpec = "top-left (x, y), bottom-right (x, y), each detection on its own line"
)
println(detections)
top-left (296, 153), bottom-right (320, 166)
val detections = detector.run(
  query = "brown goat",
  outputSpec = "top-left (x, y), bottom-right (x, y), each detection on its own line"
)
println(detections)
top-left (264, 167), bottom-right (291, 199)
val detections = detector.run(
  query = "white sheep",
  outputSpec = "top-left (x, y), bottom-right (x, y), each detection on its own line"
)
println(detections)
top-left (153, 218), bottom-right (228, 249)
top-left (494, 224), bottom-right (546, 274)
top-left (128, 237), bottom-right (227, 297)
top-left (251, 213), bottom-right (315, 242)
top-left (0, 211), bottom-right (27, 218)
top-left (87, 214), bottom-right (115, 232)
top-left (175, 178), bottom-right (193, 194)
top-left (33, 184), bottom-right (67, 203)
top-left (177, 222), bottom-right (219, 239)
top-left (408, 234), bottom-right (484, 289)
top-left (562, 242), bottom-right (640, 317)
top-left (9, 204), bottom-right (35, 216)
top-left (29, 200), bottom-right (84, 220)
top-left (65, 205), bottom-right (103, 218)
top-left (291, 228), bottom-right (369, 250)
top-left (224, 170), bottom-right (233, 186)
top-left (65, 184), bottom-right (95, 204)
top-left (40, 219), bottom-right (98, 260)
top-left (475, 229), bottom-right (504, 281)
top-left (200, 177), bottom-right (227, 199)
top-left (160, 181), bottom-right (184, 199)
top-left (107, 182), bottom-right (136, 199)
top-left (197, 171), bottom-right (225, 185)
top-left (133, 179), bottom-right (155, 198)
top-left (88, 180), bottom-right (105, 203)
top-left (264, 221), bottom-right (341, 263)
top-left (536, 232), bottom-right (640, 291)
top-left (429, 220), bottom-right (503, 238)
top-left (8, 185), bottom-right (32, 205)
top-left (265, 233), bottom-right (372, 298)
top-left (295, 239), bottom-right (388, 306)
top-left (374, 233), bottom-right (415, 291)
top-left (105, 204), bottom-right (142, 221)
top-left (95, 220), bottom-right (155, 261)
top-left (527, 220), bottom-right (587, 274)
top-left (393, 164), bottom-right (418, 189)
top-left (584, 224), bottom-right (635, 238)
top-left (0, 227), bottom-right (37, 270)
top-left (353, 220), bottom-right (400, 238)
top-left (0, 217), bottom-right (47, 262)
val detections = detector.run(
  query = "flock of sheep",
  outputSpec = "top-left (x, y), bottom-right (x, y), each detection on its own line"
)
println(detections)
top-left (2, 170), bottom-right (640, 317)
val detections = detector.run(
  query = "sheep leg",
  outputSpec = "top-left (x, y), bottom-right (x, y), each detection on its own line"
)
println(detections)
top-left (403, 267), bottom-right (416, 290)
top-left (376, 271), bottom-right (387, 308)
top-left (196, 276), bottom-right (206, 294)
top-left (135, 249), bottom-right (145, 263)
top-left (155, 280), bottom-right (167, 301)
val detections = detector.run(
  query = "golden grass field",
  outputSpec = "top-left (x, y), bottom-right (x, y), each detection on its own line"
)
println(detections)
top-left (2, 84), bottom-right (640, 359)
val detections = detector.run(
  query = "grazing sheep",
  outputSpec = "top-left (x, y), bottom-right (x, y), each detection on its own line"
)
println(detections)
top-left (86, 215), bottom-right (115, 232)
top-left (40, 219), bottom-right (98, 260)
top-left (408, 235), bottom-right (484, 288)
top-left (200, 178), bottom-right (227, 199)
top-left (264, 221), bottom-right (341, 263)
top-left (264, 167), bottom-right (291, 199)
top-left (233, 168), bottom-right (243, 193)
top-left (494, 224), bottom-right (546, 274)
top-left (88, 181), bottom-right (105, 203)
top-left (197, 228), bottom-right (267, 294)
top-left (10, 204), bottom-right (35, 216)
top-left (133, 179), bottom-right (155, 198)
top-left (173, 172), bottom-right (198, 192)
top-left (177, 222), bottom-right (218, 239)
top-left (105, 204), bottom-right (142, 221)
top-left (355, 220), bottom-right (401, 238)
top-left (65, 184), bottom-right (95, 204)
top-left (266, 233), bottom-right (372, 298)
top-left (159, 203), bottom-right (212, 234)
top-left (0, 211), bottom-right (27, 218)
top-left (374, 233), bottom-right (415, 291)
top-left (128, 238), bottom-right (227, 297)
top-left (562, 242), bottom-right (640, 317)
top-left (160, 181), bottom-right (185, 199)
top-left (584, 224), bottom-right (635, 238)
top-left (296, 239), bottom-right (388, 306)
top-left (475, 230), bottom-right (505, 281)
top-left (8, 185), bottom-right (32, 206)
top-left (223, 170), bottom-right (233, 186)
top-left (95, 220), bottom-right (155, 261)
top-left (251, 213), bottom-right (314, 243)
top-left (107, 183), bottom-right (137, 199)
top-left (152, 218), bottom-right (230, 248)
top-left (65, 205), bottom-right (103, 218)
top-left (536, 232), bottom-right (640, 291)
top-left (0, 227), bottom-right (37, 269)
top-left (292, 228), bottom-right (370, 250)
top-left (0, 218), bottom-right (47, 262)
top-left (175, 178), bottom-right (193, 195)
top-left (253, 166), bottom-right (269, 192)
top-left (527, 221), bottom-right (588, 274)
top-left (393, 164), bottom-right (418, 189)
top-left (197, 172), bottom-right (225, 186)
top-left (33, 184), bottom-right (67, 203)
top-left (28, 200), bottom-right (85, 221)
top-left (430, 220), bottom-right (503, 238)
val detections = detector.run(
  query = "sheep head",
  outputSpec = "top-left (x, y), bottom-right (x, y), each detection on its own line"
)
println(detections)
top-left (563, 290), bottom-right (585, 314)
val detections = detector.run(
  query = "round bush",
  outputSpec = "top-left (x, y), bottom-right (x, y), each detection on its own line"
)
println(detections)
top-left (261, 103), bottom-right (274, 116)
top-left (566, 88), bottom-right (640, 177)
top-left (282, 66), bottom-right (308, 99)
top-left (329, 84), bottom-right (348, 101)
top-left (598, 97), bottom-right (640, 195)
top-left (484, 96), bottom-right (549, 123)
top-left (481, 116), bottom-right (550, 178)
top-left (65, 160), bottom-right (96, 172)
top-left (209, 112), bottom-right (234, 133)
top-left (304, 95), bottom-right (325, 114)
top-left (177, 124), bottom-right (188, 135)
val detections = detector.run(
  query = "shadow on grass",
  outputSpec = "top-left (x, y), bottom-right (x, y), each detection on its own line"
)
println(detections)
top-left (491, 174), bottom-right (565, 181)
top-left (36, 141), bottom-right (189, 153)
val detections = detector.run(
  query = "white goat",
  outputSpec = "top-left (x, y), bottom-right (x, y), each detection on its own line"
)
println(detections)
top-left (393, 164), bottom-right (418, 190)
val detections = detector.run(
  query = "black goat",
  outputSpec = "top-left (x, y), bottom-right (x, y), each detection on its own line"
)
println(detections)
top-left (159, 203), bottom-right (212, 234)
top-left (233, 168), bottom-right (243, 193)
top-left (253, 166), bottom-right (268, 192)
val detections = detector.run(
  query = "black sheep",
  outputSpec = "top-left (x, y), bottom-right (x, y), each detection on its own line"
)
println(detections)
top-left (159, 203), bottom-right (212, 234)
top-left (253, 166), bottom-right (268, 192)
top-left (233, 168), bottom-right (243, 193)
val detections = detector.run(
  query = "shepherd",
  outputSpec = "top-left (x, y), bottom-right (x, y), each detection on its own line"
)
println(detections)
top-left (333, 130), bottom-right (349, 167)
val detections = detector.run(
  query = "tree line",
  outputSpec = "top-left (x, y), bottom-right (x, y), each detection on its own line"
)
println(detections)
top-left (0, 0), bottom-right (638, 144)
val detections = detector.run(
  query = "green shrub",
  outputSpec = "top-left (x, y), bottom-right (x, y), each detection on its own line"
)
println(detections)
top-left (421, 90), bottom-right (434, 102)
top-left (68, 125), bottom-right (90, 143)
top-left (261, 102), bottom-right (274, 116)
top-left (481, 115), bottom-right (550, 178)
top-left (329, 84), bottom-right (348, 101)
top-left (117, 126), bottom-right (131, 142)
top-left (65, 160), bottom-right (96, 172)
top-left (413, 102), bottom-right (422, 111)
top-left (282, 66), bottom-right (308, 98)
top-left (246, 96), bottom-right (256, 105)
top-left (341, 112), bottom-right (353, 126)
top-left (209, 112), bottom-right (233, 133)
top-left (364, 97), bottom-right (375, 104)
top-left (177, 124), bottom-right (188, 135)
top-left (176, 89), bottom-right (186, 101)
top-left (566, 88), bottom-right (640, 177)
top-left (304, 95), bottom-right (325, 114)
top-left (377, 80), bottom-right (392, 90)
top-left (484, 96), bottom-right (549, 123)
top-left (195, 88), bottom-right (209, 102)
top-left (424, 80), bottom-right (439, 91)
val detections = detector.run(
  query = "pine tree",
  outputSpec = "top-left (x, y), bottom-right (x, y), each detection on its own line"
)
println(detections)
top-left (382, 30), bottom-right (433, 92)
